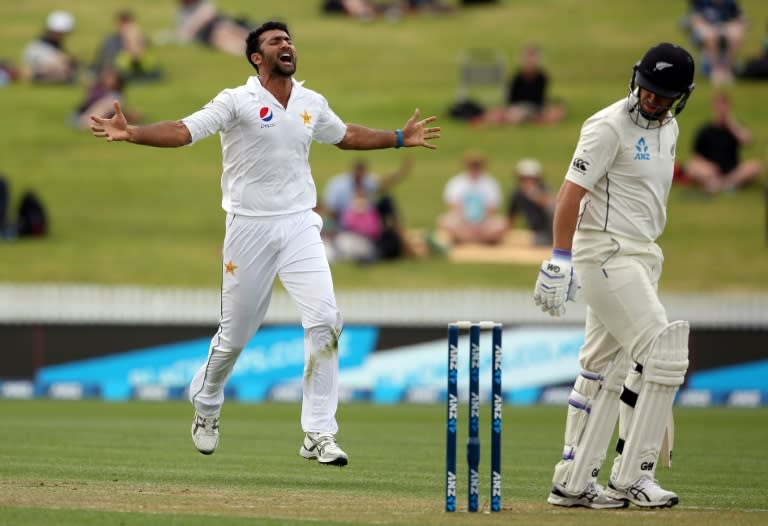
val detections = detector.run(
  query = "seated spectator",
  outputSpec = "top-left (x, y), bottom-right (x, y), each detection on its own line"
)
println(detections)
top-left (484, 44), bottom-right (566, 126)
top-left (322, 0), bottom-right (452, 21)
top-left (507, 158), bottom-right (554, 246)
top-left (684, 92), bottom-right (763, 193)
top-left (738, 19), bottom-right (768, 80)
top-left (437, 150), bottom-right (508, 245)
top-left (322, 0), bottom-right (380, 20)
top-left (327, 187), bottom-right (384, 263)
top-left (92, 10), bottom-right (163, 82)
top-left (687, 0), bottom-right (746, 85)
top-left (22, 10), bottom-right (79, 84)
top-left (322, 157), bottom-right (413, 261)
top-left (71, 67), bottom-right (141, 130)
top-left (176, 0), bottom-right (255, 56)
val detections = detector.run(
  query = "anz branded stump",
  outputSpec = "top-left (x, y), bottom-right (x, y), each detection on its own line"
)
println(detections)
top-left (446, 321), bottom-right (502, 512)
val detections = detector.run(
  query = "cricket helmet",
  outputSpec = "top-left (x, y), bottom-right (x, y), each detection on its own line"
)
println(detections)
top-left (630, 43), bottom-right (695, 116)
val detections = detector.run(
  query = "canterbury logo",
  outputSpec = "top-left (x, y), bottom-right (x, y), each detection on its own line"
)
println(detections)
top-left (572, 158), bottom-right (589, 173)
top-left (654, 61), bottom-right (673, 71)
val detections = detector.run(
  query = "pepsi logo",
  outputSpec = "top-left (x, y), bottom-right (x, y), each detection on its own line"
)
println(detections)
top-left (259, 107), bottom-right (273, 122)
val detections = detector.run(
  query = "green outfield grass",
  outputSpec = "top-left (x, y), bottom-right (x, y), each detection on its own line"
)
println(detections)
top-left (1, 1), bottom-right (767, 291)
top-left (0, 400), bottom-right (766, 525)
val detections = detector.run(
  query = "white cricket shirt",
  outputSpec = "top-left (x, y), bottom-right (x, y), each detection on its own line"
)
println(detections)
top-left (182, 76), bottom-right (347, 216)
top-left (564, 97), bottom-right (679, 242)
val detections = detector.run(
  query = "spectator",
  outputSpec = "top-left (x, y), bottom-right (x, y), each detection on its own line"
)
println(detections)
top-left (322, 0), bottom-right (379, 20)
top-left (92, 10), bottom-right (163, 82)
top-left (21, 10), bottom-right (79, 84)
top-left (322, 157), bottom-right (414, 261)
top-left (438, 150), bottom-right (508, 244)
top-left (738, 19), bottom-right (768, 80)
top-left (684, 92), bottom-right (762, 193)
top-left (321, 1), bottom-right (452, 22)
top-left (485, 44), bottom-right (566, 125)
top-left (688, 0), bottom-right (746, 85)
top-left (71, 67), bottom-right (141, 130)
top-left (176, 0), bottom-right (256, 56)
top-left (327, 187), bottom-right (384, 263)
top-left (323, 158), bottom-right (410, 224)
top-left (507, 158), bottom-right (554, 246)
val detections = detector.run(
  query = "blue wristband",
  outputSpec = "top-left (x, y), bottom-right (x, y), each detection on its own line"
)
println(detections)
top-left (552, 248), bottom-right (572, 260)
top-left (395, 129), bottom-right (404, 149)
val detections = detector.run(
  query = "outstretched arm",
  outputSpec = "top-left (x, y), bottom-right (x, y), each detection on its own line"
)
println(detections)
top-left (91, 100), bottom-right (191, 147)
top-left (380, 156), bottom-right (413, 191)
top-left (336, 108), bottom-right (441, 150)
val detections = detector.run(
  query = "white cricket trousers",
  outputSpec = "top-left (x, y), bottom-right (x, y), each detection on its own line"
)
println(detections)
top-left (552, 230), bottom-right (672, 488)
top-left (574, 230), bottom-right (669, 378)
top-left (189, 210), bottom-right (343, 434)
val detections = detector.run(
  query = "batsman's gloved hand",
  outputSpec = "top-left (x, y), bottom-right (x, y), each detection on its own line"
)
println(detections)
top-left (533, 249), bottom-right (580, 317)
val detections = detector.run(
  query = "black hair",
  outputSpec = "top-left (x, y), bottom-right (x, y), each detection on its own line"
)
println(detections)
top-left (245, 21), bottom-right (290, 73)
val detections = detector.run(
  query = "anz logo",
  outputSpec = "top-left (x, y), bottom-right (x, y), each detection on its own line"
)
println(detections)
top-left (634, 137), bottom-right (650, 160)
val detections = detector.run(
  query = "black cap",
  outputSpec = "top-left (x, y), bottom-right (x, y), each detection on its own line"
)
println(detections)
top-left (635, 43), bottom-right (695, 99)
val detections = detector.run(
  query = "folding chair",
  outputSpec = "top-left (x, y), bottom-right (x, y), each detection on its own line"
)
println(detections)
top-left (455, 48), bottom-right (507, 107)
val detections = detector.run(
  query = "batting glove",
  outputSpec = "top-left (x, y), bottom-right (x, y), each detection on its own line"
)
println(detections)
top-left (533, 249), bottom-right (580, 317)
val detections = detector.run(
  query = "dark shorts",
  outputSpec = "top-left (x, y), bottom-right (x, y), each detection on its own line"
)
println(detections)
top-left (194, 15), bottom-right (225, 45)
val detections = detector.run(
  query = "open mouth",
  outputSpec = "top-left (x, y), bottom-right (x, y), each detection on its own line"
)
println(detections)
top-left (279, 53), bottom-right (294, 65)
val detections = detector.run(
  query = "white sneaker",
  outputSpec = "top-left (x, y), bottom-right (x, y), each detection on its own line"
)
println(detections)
top-left (191, 412), bottom-right (219, 455)
top-left (547, 482), bottom-right (628, 509)
top-left (607, 476), bottom-right (679, 508)
top-left (299, 432), bottom-right (349, 466)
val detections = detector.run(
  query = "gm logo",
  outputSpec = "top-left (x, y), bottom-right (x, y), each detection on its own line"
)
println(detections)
top-left (634, 137), bottom-right (650, 160)
top-left (572, 158), bottom-right (589, 173)
top-left (640, 461), bottom-right (655, 471)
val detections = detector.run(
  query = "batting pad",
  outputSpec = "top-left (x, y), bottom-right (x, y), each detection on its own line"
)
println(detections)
top-left (562, 359), bottom-right (627, 494)
top-left (611, 321), bottom-right (689, 489)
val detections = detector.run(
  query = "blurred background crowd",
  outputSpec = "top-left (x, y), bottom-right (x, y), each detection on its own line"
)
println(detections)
top-left (0, 0), bottom-right (765, 283)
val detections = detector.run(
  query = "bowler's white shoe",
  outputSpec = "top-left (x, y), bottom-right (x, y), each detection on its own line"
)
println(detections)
top-left (191, 412), bottom-right (219, 455)
top-left (299, 432), bottom-right (349, 466)
top-left (547, 482), bottom-right (628, 509)
top-left (607, 476), bottom-right (679, 508)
